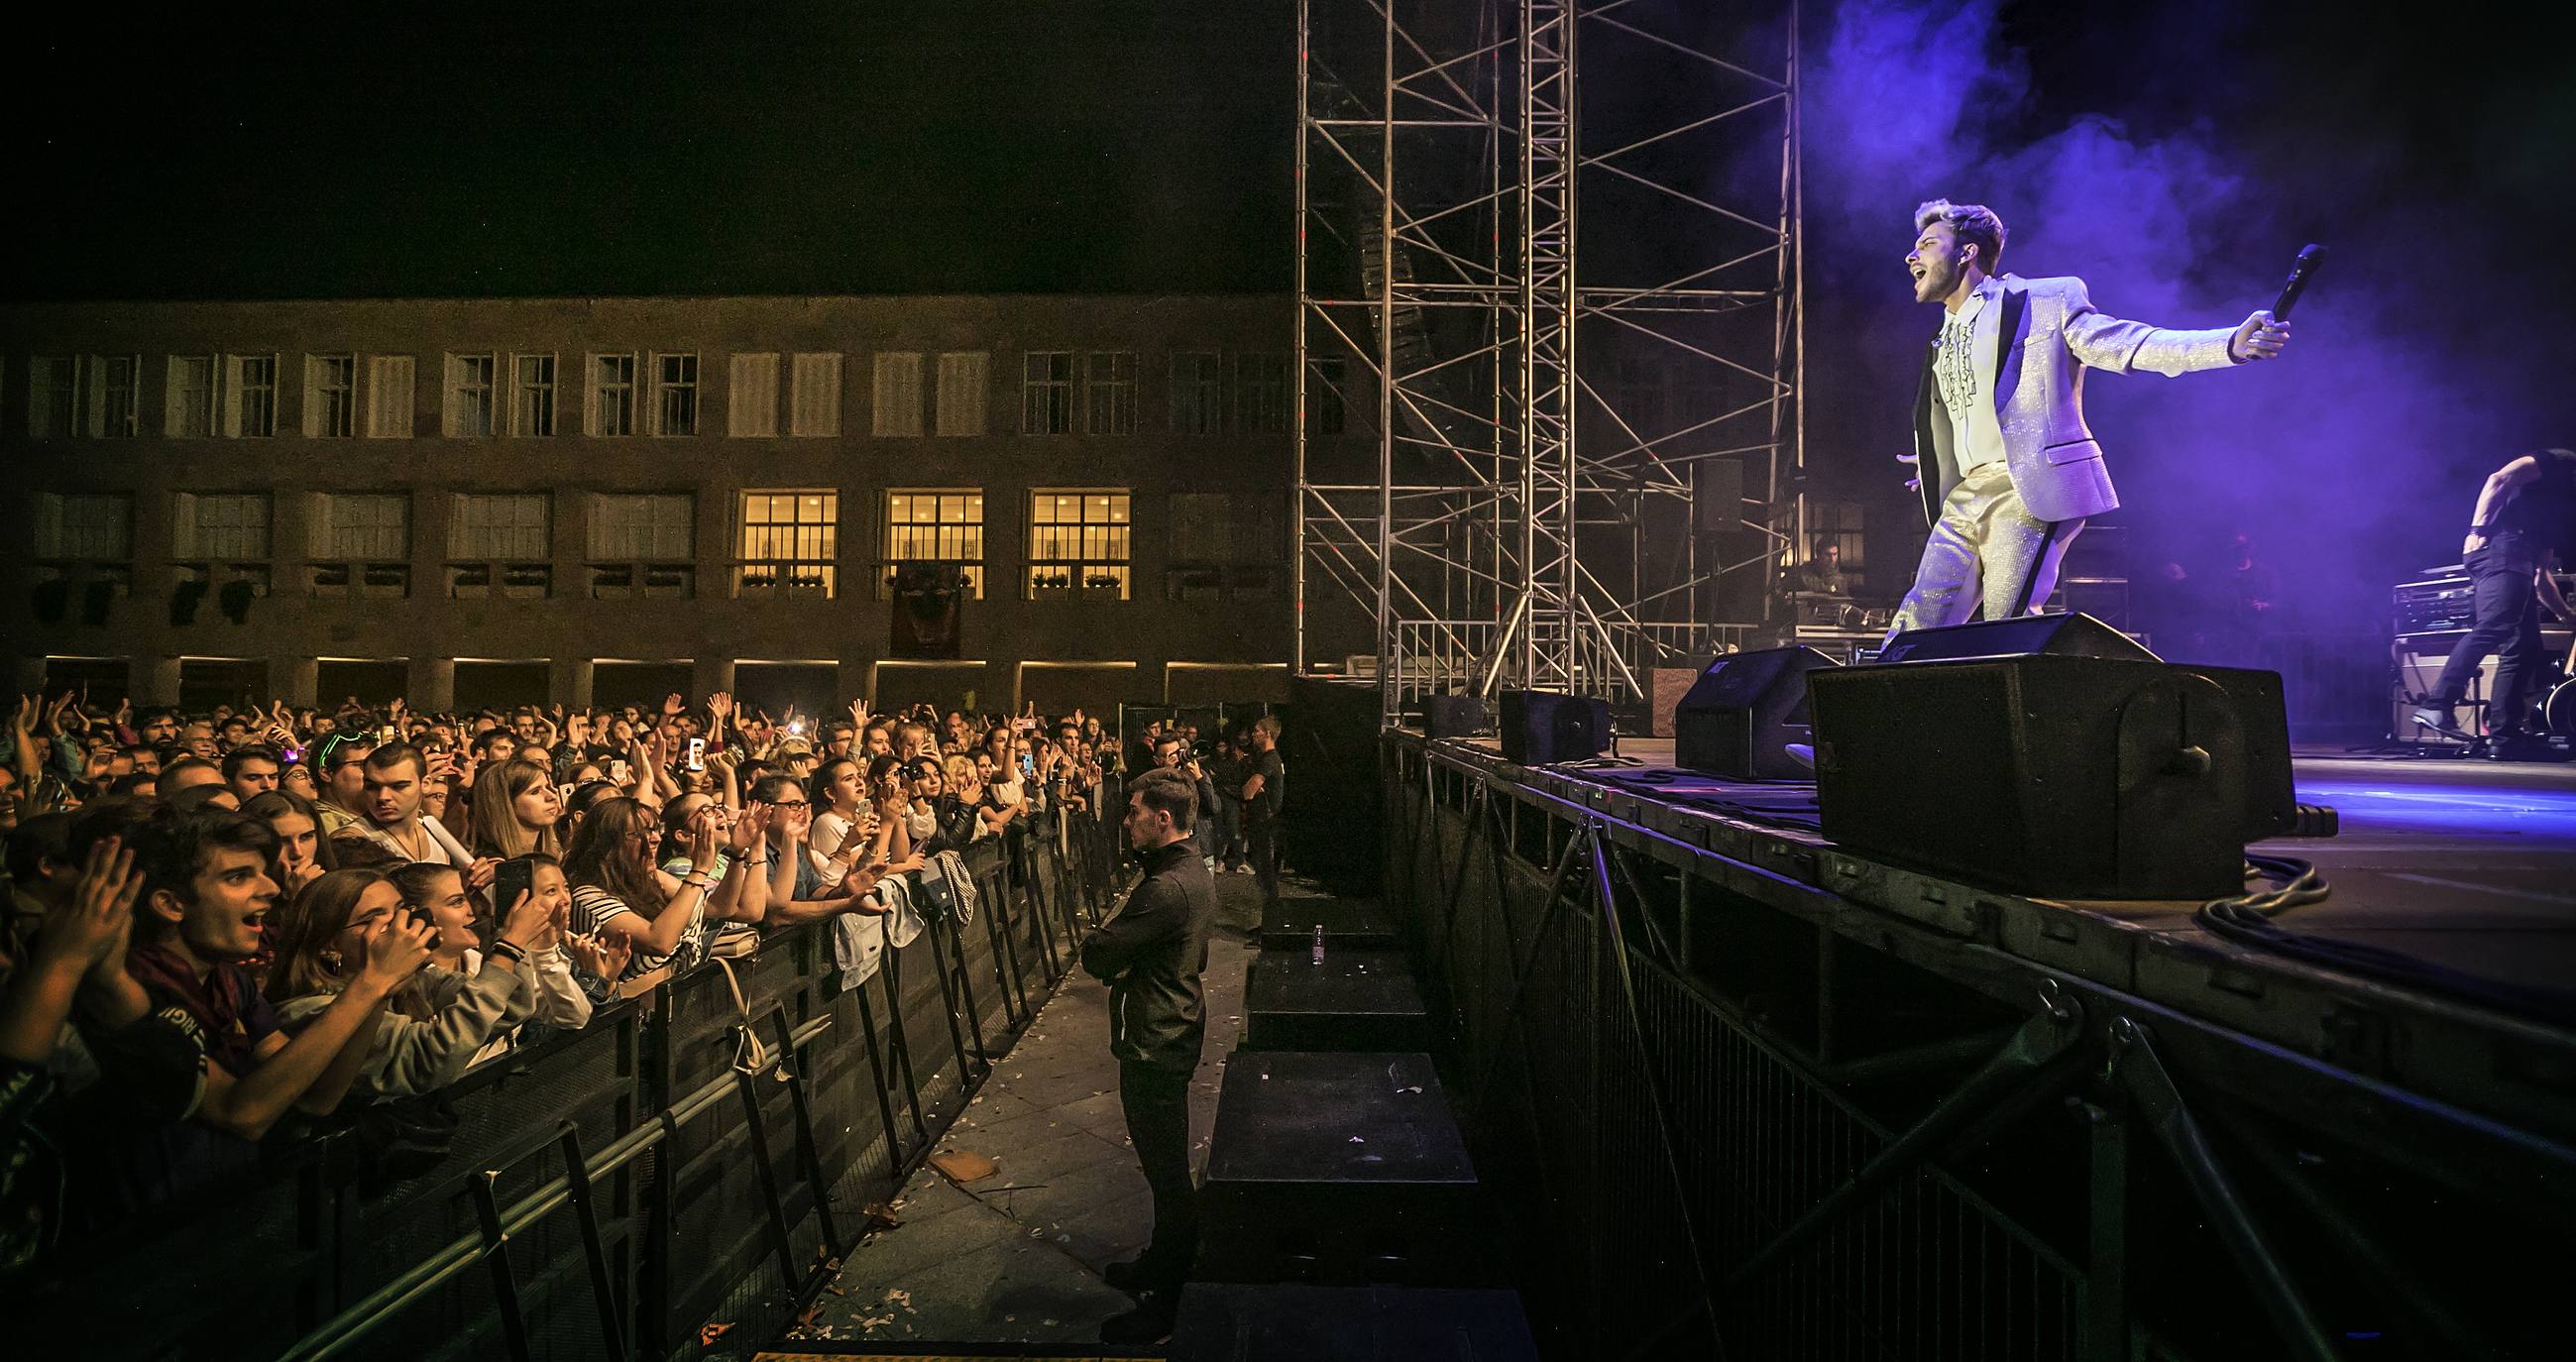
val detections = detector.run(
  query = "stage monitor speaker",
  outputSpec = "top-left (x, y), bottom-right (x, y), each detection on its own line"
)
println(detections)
top-left (1415, 693), bottom-right (1491, 739)
top-left (1673, 645), bottom-right (1840, 779)
top-left (1811, 654), bottom-right (2284, 899)
top-left (1877, 612), bottom-right (2158, 665)
top-left (1498, 690), bottom-right (1610, 765)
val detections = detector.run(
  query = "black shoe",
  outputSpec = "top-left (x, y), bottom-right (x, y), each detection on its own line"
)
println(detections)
top-left (2409, 706), bottom-right (2474, 741)
top-left (1099, 1292), bottom-right (1176, 1345)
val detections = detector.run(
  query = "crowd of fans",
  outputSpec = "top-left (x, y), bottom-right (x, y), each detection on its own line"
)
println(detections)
top-left (0, 686), bottom-right (1282, 1274)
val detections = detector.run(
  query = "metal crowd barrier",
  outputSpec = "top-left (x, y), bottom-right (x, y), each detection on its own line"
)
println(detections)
top-left (16, 800), bottom-right (1130, 1362)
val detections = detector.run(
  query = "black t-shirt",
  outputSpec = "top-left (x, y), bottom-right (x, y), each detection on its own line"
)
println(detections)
top-left (1247, 750), bottom-right (1286, 824)
top-left (2496, 448), bottom-right (2576, 557)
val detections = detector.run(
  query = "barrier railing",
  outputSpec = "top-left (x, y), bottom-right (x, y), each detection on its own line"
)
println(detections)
top-left (16, 800), bottom-right (1129, 1362)
top-left (1383, 736), bottom-right (2571, 1361)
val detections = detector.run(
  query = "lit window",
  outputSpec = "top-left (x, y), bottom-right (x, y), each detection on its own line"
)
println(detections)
top-left (736, 491), bottom-right (839, 597)
top-left (90, 356), bottom-right (140, 437)
top-left (173, 493), bottom-right (273, 560)
top-left (29, 357), bottom-right (81, 438)
top-left (1027, 490), bottom-right (1131, 599)
top-left (886, 491), bottom-right (985, 599)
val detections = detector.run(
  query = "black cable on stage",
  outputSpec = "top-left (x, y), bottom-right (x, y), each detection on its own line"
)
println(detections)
top-left (2195, 854), bottom-right (2576, 1029)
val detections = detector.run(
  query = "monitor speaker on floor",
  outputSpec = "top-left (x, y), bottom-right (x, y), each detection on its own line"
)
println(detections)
top-left (1876, 612), bottom-right (2158, 664)
top-left (1498, 690), bottom-right (1610, 765)
top-left (1414, 693), bottom-right (1492, 739)
top-left (1672, 645), bottom-right (1840, 779)
top-left (1811, 653), bottom-right (2295, 899)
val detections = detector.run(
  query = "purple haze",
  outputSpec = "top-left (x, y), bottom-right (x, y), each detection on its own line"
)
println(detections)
top-left (1799, 0), bottom-right (2571, 655)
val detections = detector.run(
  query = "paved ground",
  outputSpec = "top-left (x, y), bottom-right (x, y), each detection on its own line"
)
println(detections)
top-left (783, 859), bottom-right (1298, 1350)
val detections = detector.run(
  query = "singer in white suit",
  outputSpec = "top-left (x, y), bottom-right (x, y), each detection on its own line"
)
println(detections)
top-left (1885, 200), bottom-right (2292, 642)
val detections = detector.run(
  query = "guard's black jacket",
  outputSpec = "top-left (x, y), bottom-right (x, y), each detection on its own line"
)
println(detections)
top-left (1080, 839), bottom-right (1214, 1073)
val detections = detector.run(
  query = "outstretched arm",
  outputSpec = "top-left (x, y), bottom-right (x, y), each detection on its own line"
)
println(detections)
top-left (2059, 280), bottom-right (2286, 377)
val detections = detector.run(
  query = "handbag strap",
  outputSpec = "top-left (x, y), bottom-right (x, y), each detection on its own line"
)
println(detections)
top-left (712, 956), bottom-right (771, 1077)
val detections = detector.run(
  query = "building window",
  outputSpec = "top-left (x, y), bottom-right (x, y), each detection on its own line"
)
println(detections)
top-left (37, 493), bottom-right (134, 561)
top-left (886, 491), bottom-right (985, 599)
top-left (790, 352), bottom-right (841, 436)
top-left (365, 355), bottom-right (415, 438)
top-left (317, 494), bottom-right (412, 560)
top-left (736, 491), bottom-right (839, 597)
top-left (1238, 352), bottom-right (1288, 434)
top-left (167, 355), bottom-right (215, 438)
top-left (871, 352), bottom-right (922, 436)
top-left (728, 352), bottom-right (780, 437)
top-left (1170, 351), bottom-right (1225, 435)
top-left (1020, 351), bottom-right (1072, 435)
top-left (589, 493), bottom-right (696, 560)
top-left (1028, 490), bottom-right (1131, 599)
top-left (311, 494), bottom-right (411, 596)
top-left (1170, 492), bottom-right (1284, 564)
top-left (29, 357), bottom-right (81, 438)
top-left (512, 353), bottom-right (556, 436)
top-left (174, 493), bottom-right (273, 560)
top-left (652, 352), bottom-right (698, 436)
top-left (91, 355), bottom-right (140, 438)
top-left (1083, 351), bottom-right (1136, 434)
top-left (442, 353), bottom-right (496, 437)
top-left (1307, 354), bottom-right (1347, 435)
top-left (218, 354), bottom-right (278, 437)
top-left (589, 493), bottom-right (697, 598)
top-left (447, 493), bottom-right (552, 598)
top-left (306, 354), bottom-right (356, 438)
top-left (935, 351), bottom-right (988, 436)
top-left (449, 493), bottom-right (552, 559)
top-left (590, 353), bottom-right (636, 436)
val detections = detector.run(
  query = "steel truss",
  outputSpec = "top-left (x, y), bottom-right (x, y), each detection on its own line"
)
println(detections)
top-left (1294, 0), bottom-right (1803, 717)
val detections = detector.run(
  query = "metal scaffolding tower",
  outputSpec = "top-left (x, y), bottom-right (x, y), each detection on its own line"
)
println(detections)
top-left (1294, 0), bottom-right (1803, 720)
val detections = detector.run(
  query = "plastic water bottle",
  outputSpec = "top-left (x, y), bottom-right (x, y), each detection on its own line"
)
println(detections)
top-left (1311, 924), bottom-right (1325, 965)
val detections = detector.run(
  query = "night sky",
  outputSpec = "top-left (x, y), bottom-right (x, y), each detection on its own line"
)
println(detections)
top-left (12, 0), bottom-right (2572, 619)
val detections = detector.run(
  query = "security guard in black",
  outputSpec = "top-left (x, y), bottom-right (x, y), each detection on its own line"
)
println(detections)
top-left (1080, 772), bottom-right (1215, 1295)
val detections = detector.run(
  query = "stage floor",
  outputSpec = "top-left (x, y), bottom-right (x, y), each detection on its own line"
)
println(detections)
top-left (1442, 737), bottom-right (2576, 1018)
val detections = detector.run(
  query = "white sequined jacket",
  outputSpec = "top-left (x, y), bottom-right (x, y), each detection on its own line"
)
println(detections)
top-left (1913, 273), bottom-right (2241, 525)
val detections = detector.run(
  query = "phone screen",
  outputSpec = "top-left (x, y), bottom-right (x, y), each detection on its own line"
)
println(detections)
top-left (381, 725), bottom-right (397, 743)
top-left (687, 737), bottom-right (706, 771)
top-left (494, 858), bottom-right (534, 914)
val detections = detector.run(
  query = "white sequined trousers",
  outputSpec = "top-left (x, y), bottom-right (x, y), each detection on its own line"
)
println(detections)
top-left (1885, 464), bottom-right (2084, 642)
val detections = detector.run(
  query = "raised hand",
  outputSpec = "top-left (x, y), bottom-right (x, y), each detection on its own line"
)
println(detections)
top-left (497, 888), bottom-right (550, 954)
top-left (35, 836), bottom-right (144, 971)
top-left (662, 692), bottom-right (686, 718)
top-left (360, 914), bottom-right (437, 988)
top-left (708, 692), bottom-right (734, 721)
